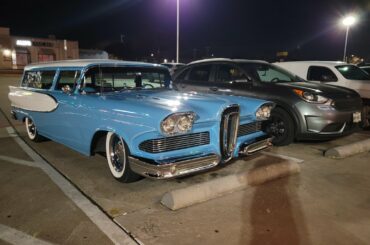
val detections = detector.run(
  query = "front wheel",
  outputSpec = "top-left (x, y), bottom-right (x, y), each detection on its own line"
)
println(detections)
top-left (25, 117), bottom-right (44, 142)
top-left (269, 108), bottom-right (295, 146)
top-left (105, 132), bottom-right (141, 183)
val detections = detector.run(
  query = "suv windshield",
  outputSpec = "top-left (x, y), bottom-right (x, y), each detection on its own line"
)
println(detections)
top-left (336, 65), bottom-right (370, 80)
top-left (238, 63), bottom-right (302, 83)
top-left (81, 66), bottom-right (171, 94)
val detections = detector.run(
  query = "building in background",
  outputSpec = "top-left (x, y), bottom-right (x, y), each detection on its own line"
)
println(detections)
top-left (79, 49), bottom-right (109, 59)
top-left (0, 27), bottom-right (79, 70)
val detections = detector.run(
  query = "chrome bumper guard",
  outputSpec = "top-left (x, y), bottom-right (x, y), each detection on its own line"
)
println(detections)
top-left (129, 154), bottom-right (220, 179)
top-left (239, 137), bottom-right (272, 156)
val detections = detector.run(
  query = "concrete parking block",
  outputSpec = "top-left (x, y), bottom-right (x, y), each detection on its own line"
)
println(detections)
top-left (325, 138), bottom-right (370, 159)
top-left (161, 160), bottom-right (301, 210)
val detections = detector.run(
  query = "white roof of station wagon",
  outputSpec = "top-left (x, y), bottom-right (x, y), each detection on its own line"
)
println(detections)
top-left (25, 59), bottom-right (164, 70)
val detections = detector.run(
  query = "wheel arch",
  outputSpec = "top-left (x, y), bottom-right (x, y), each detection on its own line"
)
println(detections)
top-left (90, 128), bottom-right (132, 156)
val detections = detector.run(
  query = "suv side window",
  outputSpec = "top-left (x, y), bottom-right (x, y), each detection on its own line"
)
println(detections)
top-left (216, 64), bottom-right (247, 82)
top-left (55, 70), bottom-right (81, 91)
top-left (307, 66), bottom-right (338, 81)
top-left (175, 68), bottom-right (190, 80)
top-left (188, 65), bottom-right (212, 81)
top-left (22, 70), bottom-right (56, 89)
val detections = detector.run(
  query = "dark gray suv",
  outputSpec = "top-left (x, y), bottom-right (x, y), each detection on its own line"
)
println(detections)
top-left (173, 58), bottom-right (363, 146)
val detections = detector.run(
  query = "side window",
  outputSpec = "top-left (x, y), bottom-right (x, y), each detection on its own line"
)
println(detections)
top-left (216, 65), bottom-right (246, 82)
top-left (175, 68), bottom-right (190, 80)
top-left (55, 70), bottom-right (80, 91)
top-left (22, 70), bottom-right (55, 89)
top-left (188, 65), bottom-right (212, 81)
top-left (307, 66), bottom-right (338, 81)
top-left (256, 65), bottom-right (292, 82)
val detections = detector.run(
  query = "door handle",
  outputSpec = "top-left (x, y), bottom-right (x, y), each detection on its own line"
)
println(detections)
top-left (210, 87), bottom-right (218, 91)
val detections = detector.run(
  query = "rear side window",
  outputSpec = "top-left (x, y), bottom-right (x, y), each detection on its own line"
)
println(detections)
top-left (175, 68), bottom-right (190, 80)
top-left (188, 65), bottom-right (212, 81)
top-left (216, 64), bottom-right (247, 82)
top-left (336, 65), bottom-right (370, 80)
top-left (55, 70), bottom-right (81, 91)
top-left (307, 66), bottom-right (338, 81)
top-left (22, 70), bottom-right (56, 89)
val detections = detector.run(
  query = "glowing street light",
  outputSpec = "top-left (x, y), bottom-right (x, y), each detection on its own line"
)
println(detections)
top-left (176, 0), bottom-right (180, 63)
top-left (341, 15), bottom-right (357, 62)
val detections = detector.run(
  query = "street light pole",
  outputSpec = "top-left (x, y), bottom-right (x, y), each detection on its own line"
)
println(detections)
top-left (176, 0), bottom-right (180, 63)
top-left (343, 26), bottom-right (349, 62)
top-left (341, 15), bottom-right (356, 62)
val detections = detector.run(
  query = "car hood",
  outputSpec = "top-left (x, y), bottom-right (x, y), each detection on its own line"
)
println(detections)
top-left (276, 82), bottom-right (360, 97)
top-left (102, 89), bottom-right (270, 123)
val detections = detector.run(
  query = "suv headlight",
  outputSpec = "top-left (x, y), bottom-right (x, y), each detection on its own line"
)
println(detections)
top-left (161, 112), bottom-right (196, 135)
top-left (293, 89), bottom-right (329, 104)
top-left (256, 104), bottom-right (274, 120)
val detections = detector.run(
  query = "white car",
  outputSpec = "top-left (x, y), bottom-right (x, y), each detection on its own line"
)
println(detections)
top-left (275, 61), bottom-right (370, 126)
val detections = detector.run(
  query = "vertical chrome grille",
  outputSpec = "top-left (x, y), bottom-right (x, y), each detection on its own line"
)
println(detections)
top-left (220, 105), bottom-right (240, 161)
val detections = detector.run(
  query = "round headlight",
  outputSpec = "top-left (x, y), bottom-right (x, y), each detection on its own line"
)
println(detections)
top-left (177, 115), bottom-right (193, 132)
top-left (161, 112), bottom-right (196, 135)
top-left (256, 104), bottom-right (273, 120)
top-left (161, 117), bottom-right (176, 134)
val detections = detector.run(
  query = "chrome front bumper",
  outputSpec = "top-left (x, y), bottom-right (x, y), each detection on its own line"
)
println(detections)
top-left (129, 154), bottom-right (220, 179)
top-left (129, 137), bottom-right (272, 180)
top-left (239, 137), bottom-right (273, 156)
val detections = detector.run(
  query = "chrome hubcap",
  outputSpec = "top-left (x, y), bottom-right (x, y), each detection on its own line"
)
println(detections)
top-left (109, 135), bottom-right (125, 173)
top-left (27, 119), bottom-right (36, 136)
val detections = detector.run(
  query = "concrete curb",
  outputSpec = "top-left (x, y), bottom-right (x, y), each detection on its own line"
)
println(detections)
top-left (324, 138), bottom-right (370, 159)
top-left (161, 161), bottom-right (301, 211)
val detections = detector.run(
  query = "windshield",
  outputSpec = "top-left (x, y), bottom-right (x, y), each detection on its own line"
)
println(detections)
top-left (238, 63), bottom-right (302, 83)
top-left (336, 65), bottom-right (370, 80)
top-left (81, 66), bottom-right (171, 94)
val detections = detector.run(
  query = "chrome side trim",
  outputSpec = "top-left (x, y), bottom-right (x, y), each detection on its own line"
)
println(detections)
top-left (239, 137), bottom-right (273, 156)
top-left (129, 154), bottom-right (220, 179)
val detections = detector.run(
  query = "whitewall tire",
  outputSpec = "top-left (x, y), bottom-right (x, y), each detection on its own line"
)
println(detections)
top-left (105, 132), bottom-right (141, 183)
top-left (25, 117), bottom-right (43, 142)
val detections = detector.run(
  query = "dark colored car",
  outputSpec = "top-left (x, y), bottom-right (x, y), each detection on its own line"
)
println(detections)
top-left (173, 58), bottom-right (363, 146)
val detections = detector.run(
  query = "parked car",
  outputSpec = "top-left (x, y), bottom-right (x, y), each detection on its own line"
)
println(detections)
top-left (8, 60), bottom-right (274, 182)
top-left (173, 58), bottom-right (363, 146)
top-left (161, 62), bottom-right (186, 76)
top-left (360, 65), bottom-right (370, 74)
top-left (274, 61), bottom-right (370, 126)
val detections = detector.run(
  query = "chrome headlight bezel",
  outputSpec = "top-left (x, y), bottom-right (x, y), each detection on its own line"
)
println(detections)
top-left (293, 89), bottom-right (330, 104)
top-left (256, 103), bottom-right (274, 120)
top-left (161, 112), bottom-right (196, 135)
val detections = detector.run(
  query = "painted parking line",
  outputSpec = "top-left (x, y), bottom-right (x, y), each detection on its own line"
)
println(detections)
top-left (0, 223), bottom-right (53, 245)
top-left (262, 151), bottom-right (304, 163)
top-left (0, 155), bottom-right (37, 168)
top-left (5, 127), bottom-right (137, 245)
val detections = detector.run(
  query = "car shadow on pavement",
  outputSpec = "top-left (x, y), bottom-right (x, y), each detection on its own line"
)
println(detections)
top-left (242, 157), bottom-right (311, 245)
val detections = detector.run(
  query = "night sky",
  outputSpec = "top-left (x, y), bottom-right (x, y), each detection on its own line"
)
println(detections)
top-left (1, 0), bottom-right (369, 62)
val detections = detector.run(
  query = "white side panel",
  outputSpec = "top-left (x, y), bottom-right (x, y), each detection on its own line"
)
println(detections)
top-left (8, 86), bottom-right (58, 112)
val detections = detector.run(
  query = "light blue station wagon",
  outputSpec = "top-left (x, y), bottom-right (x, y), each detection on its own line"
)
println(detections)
top-left (9, 60), bottom-right (274, 182)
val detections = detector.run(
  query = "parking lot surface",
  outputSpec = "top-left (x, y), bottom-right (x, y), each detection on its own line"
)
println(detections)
top-left (1, 74), bottom-right (370, 245)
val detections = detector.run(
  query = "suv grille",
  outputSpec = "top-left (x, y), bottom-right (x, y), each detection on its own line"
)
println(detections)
top-left (220, 105), bottom-right (240, 161)
top-left (238, 121), bottom-right (262, 137)
top-left (139, 132), bottom-right (210, 153)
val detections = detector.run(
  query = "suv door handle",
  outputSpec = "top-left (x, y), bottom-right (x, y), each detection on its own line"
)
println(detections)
top-left (210, 87), bottom-right (218, 91)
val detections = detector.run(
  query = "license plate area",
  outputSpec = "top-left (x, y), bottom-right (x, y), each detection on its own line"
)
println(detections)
top-left (353, 112), bottom-right (361, 123)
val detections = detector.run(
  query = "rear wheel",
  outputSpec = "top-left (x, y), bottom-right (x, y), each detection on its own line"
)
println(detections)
top-left (25, 117), bottom-right (43, 142)
top-left (269, 108), bottom-right (295, 146)
top-left (105, 132), bottom-right (141, 183)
